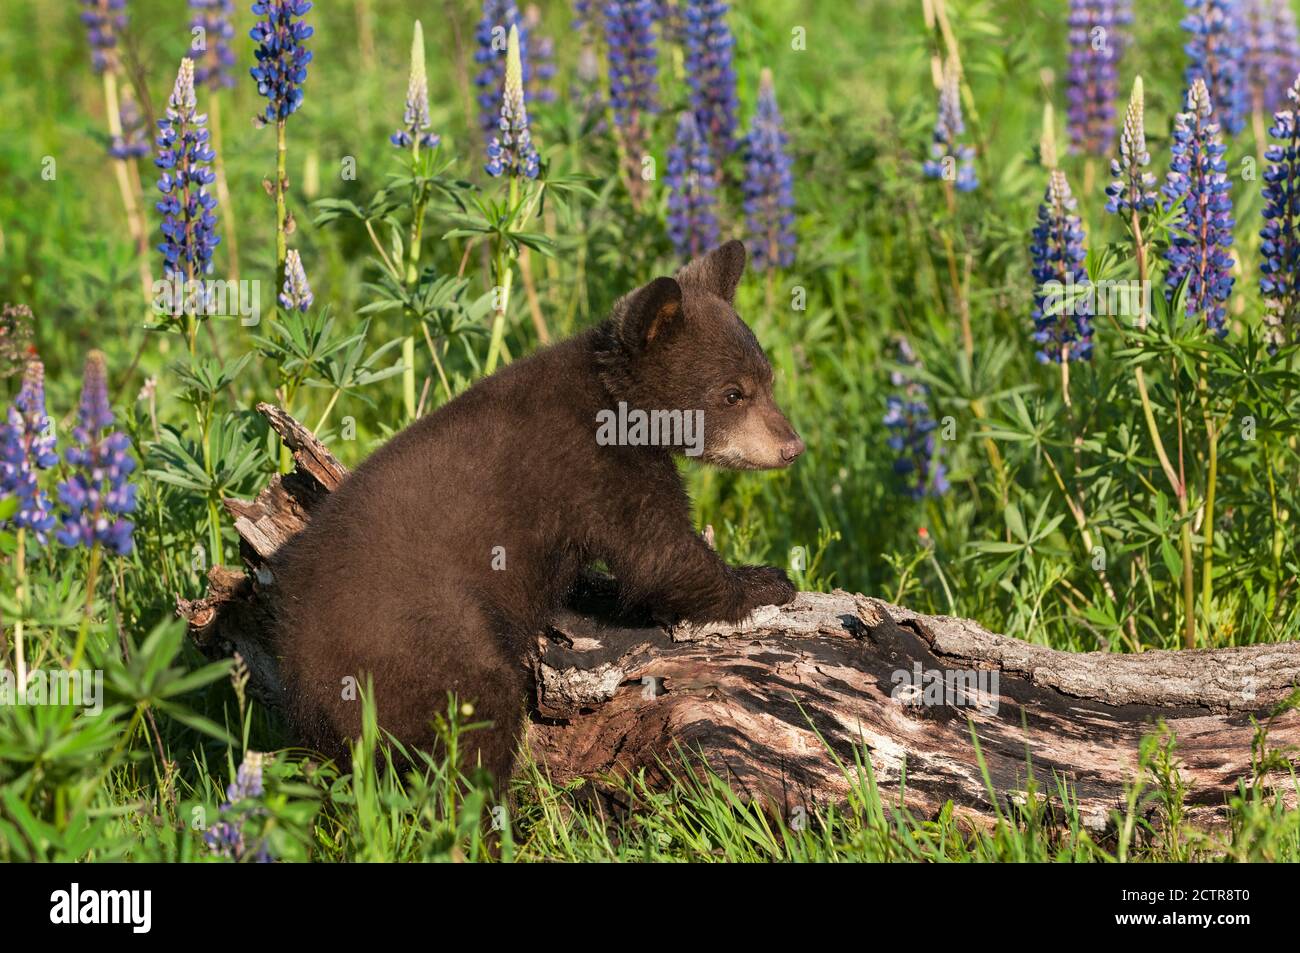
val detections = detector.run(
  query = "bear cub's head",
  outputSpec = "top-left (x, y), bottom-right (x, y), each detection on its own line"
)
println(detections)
top-left (599, 240), bottom-right (804, 470)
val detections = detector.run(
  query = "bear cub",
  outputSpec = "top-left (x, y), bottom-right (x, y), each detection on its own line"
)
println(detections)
top-left (271, 240), bottom-right (804, 785)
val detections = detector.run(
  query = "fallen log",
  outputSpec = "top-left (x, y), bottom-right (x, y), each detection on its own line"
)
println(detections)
top-left (178, 404), bottom-right (1300, 832)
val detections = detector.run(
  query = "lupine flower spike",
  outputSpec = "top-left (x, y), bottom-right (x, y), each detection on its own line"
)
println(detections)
top-left (1066, 0), bottom-right (1122, 157)
top-left (155, 58), bottom-right (220, 331)
top-left (742, 69), bottom-right (796, 272)
top-left (1162, 78), bottom-right (1236, 335)
top-left (683, 0), bottom-right (739, 161)
top-left (475, 1), bottom-right (526, 140)
top-left (0, 359), bottom-right (58, 543)
top-left (923, 58), bottom-right (977, 192)
top-left (666, 111), bottom-right (720, 258)
top-left (391, 21), bottom-right (441, 152)
top-left (1106, 76), bottom-right (1158, 216)
top-left (279, 249), bottom-right (314, 311)
top-left (205, 750), bottom-right (273, 863)
top-left (522, 5), bottom-right (557, 105)
top-left (250, 0), bottom-right (314, 124)
top-left (486, 25), bottom-right (541, 179)
top-left (189, 0), bottom-right (237, 90)
top-left (1031, 171), bottom-right (1094, 364)
top-left (110, 85), bottom-right (150, 160)
top-left (80, 0), bottom-right (127, 74)
top-left (1261, 75), bottom-right (1300, 348)
top-left (1183, 0), bottom-right (1248, 136)
top-left (57, 352), bottom-right (136, 557)
top-left (884, 338), bottom-right (949, 500)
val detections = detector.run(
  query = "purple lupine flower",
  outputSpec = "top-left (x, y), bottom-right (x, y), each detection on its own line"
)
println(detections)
top-left (923, 58), bottom-right (977, 192)
top-left (604, 0), bottom-right (660, 130)
top-left (884, 338), bottom-right (949, 500)
top-left (523, 5), bottom-right (557, 106)
top-left (1066, 0), bottom-right (1122, 157)
top-left (189, 0), bottom-right (237, 90)
top-left (109, 84), bottom-right (150, 160)
top-left (666, 111), bottom-right (719, 258)
top-left (653, 0), bottom-right (685, 44)
top-left (391, 21), bottom-right (441, 151)
top-left (1031, 171), bottom-right (1094, 363)
top-left (1163, 78), bottom-right (1236, 335)
top-left (1261, 75), bottom-right (1300, 348)
top-left (742, 69), bottom-right (795, 272)
top-left (155, 59), bottom-right (220, 310)
top-left (250, 0), bottom-right (313, 124)
top-left (0, 359), bottom-right (59, 544)
top-left (1106, 76), bottom-right (1158, 215)
top-left (57, 352), bottom-right (136, 556)
top-left (683, 0), bottom-right (739, 160)
top-left (1183, 0), bottom-right (1248, 136)
top-left (205, 751), bottom-right (273, 863)
top-left (475, 1), bottom-right (534, 141)
top-left (573, 0), bottom-right (595, 30)
top-left (80, 0), bottom-right (127, 74)
top-left (486, 26), bottom-right (541, 179)
top-left (279, 249), bottom-right (313, 311)
top-left (1272, 0), bottom-right (1300, 111)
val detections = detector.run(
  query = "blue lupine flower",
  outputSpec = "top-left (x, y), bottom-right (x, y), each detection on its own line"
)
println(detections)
top-left (742, 69), bottom-right (795, 272)
top-left (205, 751), bottom-right (273, 863)
top-left (80, 0), bottom-right (127, 74)
top-left (1031, 171), bottom-right (1094, 363)
top-left (485, 26), bottom-right (541, 179)
top-left (1183, 0), bottom-right (1248, 136)
top-left (1066, 0), bottom-right (1122, 157)
top-left (923, 58), bottom-right (977, 192)
top-left (155, 59), bottom-right (220, 309)
top-left (683, 0), bottom-right (738, 160)
top-left (475, 1), bottom-right (545, 141)
top-left (522, 4), bottom-right (557, 106)
top-left (57, 352), bottom-right (136, 557)
top-left (109, 85), bottom-right (150, 160)
top-left (1261, 75), bottom-right (1300, 347)
top-left (666, 111), bottom-right (719, 258)
top-left (604, 0), bottom-right (660, 130)
top-left (573, 0), bottom-right (595, 30)
top-left (1106, 76), bottom-right (1158, 215)
top-left (391, 21), bottom-right (441, 151)
top-left (279, 249), bottom-right (313, 311)
top-left (0, 359), bottom-right (58, 544)
top-left (1243, 1), bottom-right (1300, 114)
top-left (653, 0), bottom-right (685, 44)
top-left (189, 0), bottom-right (237, 90)
top-left (1162, 78), bottom-right (1236, 335)
top-left (884, 338), bottom-right (949, 500)
top-left (250, 0), bottom-right (313, 123)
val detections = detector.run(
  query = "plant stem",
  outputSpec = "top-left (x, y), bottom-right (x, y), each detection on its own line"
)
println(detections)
top-left (68, 545), bottom-right (103, 672)
top-left (14, 528), bottom-right (27, 688)
top-left (485, 178), bottom-right (520, 374)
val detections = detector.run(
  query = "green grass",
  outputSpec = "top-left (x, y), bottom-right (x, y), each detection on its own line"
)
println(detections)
top-left (2, 0), bottom-right (1300, 861)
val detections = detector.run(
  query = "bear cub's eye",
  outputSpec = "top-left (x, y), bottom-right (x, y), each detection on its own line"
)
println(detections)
top-left (724, 389), bottom-right (744, 406)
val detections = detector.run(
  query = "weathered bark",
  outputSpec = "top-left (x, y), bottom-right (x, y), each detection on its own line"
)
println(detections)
top-left (179, 405), bottom-right (1300, 831)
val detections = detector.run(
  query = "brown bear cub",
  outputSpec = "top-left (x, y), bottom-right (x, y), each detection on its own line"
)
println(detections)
top-left (271, 241), bottom-right (804, 785)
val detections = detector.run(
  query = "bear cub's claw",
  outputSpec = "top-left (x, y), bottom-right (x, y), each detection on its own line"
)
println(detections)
top-left (736, 565), bottom-right (797, 611)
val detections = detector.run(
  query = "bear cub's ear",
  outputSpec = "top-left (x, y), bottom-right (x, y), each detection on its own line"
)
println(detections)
top-left (621, 275), bottom-right (684, 349)
top-left (674, 240), bottom-right (747, 304)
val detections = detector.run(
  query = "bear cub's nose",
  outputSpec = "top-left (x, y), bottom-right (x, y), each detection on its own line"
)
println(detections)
top-left (780, 436), bottom-right (805, 462)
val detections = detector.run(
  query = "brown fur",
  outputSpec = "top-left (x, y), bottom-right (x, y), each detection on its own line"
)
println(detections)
top-left (270, 242), bottom-right (803, 786)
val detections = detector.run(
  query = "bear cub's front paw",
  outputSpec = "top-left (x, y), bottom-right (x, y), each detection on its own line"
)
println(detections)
top-left (736, 565), bottom-right (797, 611)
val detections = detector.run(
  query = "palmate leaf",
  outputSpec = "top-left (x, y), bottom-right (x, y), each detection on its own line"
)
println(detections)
top-left (145, 414), bottom-right (262, 498)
